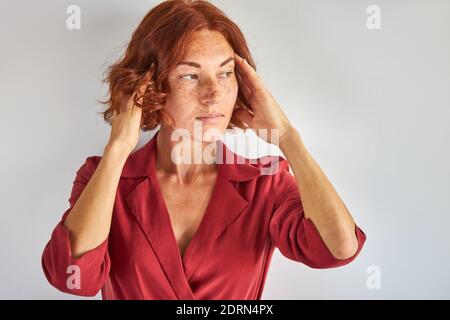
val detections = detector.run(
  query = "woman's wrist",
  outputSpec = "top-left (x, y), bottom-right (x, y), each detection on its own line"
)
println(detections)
top-left (103, 141), bottom-right (132, 162)
top-left (278, 126), bottom-right (300, 149)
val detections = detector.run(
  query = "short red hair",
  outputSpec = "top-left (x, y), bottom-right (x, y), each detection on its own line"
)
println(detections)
top-left (99, 0), bottom-right (256, 131)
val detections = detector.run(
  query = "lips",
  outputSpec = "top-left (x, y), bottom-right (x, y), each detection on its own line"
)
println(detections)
top-left (196, 112), bottom-right (224, 119)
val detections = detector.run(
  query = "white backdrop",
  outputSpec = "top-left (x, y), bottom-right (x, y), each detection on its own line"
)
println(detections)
top-left (1, 0), bottom-right (449, 299)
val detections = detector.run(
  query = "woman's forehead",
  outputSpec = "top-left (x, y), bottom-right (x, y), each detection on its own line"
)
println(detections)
top-left (181, 31), bottom-right (234, 61)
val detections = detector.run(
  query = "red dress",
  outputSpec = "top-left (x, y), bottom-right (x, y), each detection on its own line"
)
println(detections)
top-left (41, 130), bottom-right (366, 299)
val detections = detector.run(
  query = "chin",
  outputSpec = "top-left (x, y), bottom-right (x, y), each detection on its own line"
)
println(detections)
top-left (201, 126), bottom-right (224, 142)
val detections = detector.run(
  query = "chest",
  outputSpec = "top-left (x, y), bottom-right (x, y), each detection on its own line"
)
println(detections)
top-left (157, 173), bottom-right (218, 257)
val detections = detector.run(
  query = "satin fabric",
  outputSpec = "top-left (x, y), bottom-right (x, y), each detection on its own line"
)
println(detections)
top-left (42, 130), bottom-right (366, 299)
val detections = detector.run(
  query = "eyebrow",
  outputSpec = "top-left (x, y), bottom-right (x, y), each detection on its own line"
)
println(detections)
top-left (178, 57), bottom-right (234, 68)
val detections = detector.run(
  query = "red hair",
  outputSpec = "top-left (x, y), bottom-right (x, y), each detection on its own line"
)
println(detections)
top-left (99, 0), bottom-right (256, 131)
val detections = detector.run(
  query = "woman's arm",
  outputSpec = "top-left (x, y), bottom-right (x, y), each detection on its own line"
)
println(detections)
top-left (233, 53), bottom-right (361, 260)
top-left (41, 110), bottom-right (141, 296)
top-left (64, 84), bottom-right (146, 258)
top-left (277, 128), bottom-right (359, 260)
top-left (63, 143), bottom-right (129, 258)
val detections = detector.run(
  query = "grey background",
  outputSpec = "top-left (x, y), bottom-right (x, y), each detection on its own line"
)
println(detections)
top-left (1, 0), bottom-right (449, 299)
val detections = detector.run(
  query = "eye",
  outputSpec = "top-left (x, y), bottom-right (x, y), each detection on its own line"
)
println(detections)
top-left (180, 74), bottom-right (198, 80)
top-left (218, 71), bottom-right (234, 79)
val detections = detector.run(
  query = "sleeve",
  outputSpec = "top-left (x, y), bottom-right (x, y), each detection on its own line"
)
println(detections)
top-left (268, 157), bottom-right (366, 269)
top-left (41, 156), bottom-right (111, 297)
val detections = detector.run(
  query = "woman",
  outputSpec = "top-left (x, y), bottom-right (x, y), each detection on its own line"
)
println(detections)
top-left (42, 0), bottom-right (366, 299)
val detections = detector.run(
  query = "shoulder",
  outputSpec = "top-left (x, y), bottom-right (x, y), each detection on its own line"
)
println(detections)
top-left (254, 155), bottom-right (297, 202)
top-left (249, 154), bottom-right (292, 178)
top-left (258, 154), bottom-right (290, 172)
top-left (239, 154), bottom-right (294, 188)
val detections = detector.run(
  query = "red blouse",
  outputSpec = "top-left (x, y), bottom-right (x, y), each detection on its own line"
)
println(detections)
top-left (42, 130), bottom-right (366, 299)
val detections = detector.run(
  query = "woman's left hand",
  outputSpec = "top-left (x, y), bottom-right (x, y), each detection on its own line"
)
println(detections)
top-left (233, 53), bottom-right (295, 146)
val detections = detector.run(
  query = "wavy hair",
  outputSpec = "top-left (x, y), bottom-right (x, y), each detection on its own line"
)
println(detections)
top-left (99, 0), bottom-right (256, 131)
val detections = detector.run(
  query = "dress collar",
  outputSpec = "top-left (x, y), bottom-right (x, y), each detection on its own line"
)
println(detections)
top-left (120, 129), bottom-right (262, 181)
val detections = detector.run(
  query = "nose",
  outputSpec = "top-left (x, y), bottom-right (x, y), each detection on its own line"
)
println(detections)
top-left (199, 77), bottom-right (221, 105)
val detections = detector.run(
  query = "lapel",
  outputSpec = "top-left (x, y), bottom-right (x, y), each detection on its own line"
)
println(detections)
top-left (124, 129), bottom-right (262, 299)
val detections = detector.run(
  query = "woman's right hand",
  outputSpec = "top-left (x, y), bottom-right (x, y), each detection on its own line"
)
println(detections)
top-left (106, 82), bottom-right (149, 156)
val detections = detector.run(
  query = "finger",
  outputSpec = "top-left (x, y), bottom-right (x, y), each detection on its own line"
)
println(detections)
top-left (234, 53), bottom-right (263, 91)
top-left (120, 94), bottom-right (133, 113)
top-left (234, 107), bottom-right (254, 128)
top-left (234, 58), bottom-right (257, 101)
top-left (134, 67), bottom-right (154, 105)
top-left (135, 82), bottom-right (149, 106)
top-left (239, 80), bottom-right (253, 101)
top-left (235, 62), bottom-right (254, 92)
top-left (235, 64), bottom-right (252, 88)
top-left (236, 72), bottom-right (253, 103)
top-left (232, 117), bottom-right (249, 130)
top-left (236, 71), bottom-right (251, 93)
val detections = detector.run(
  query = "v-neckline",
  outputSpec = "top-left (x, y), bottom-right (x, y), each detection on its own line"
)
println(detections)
top-left (124, 130), bottom-right (258, 298)
top-left (150, 135), bottom-right (221, 267)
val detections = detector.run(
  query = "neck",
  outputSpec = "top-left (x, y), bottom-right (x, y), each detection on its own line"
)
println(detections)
top-left (155, 126), bottom-right (221, 182)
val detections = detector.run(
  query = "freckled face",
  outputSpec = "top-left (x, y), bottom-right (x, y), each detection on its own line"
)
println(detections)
top-left (165, 30), bottom-right (238, 141)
